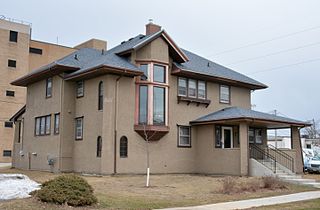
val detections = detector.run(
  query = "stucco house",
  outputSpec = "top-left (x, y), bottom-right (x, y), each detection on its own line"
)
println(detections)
top-left (10, 23), bottom-right (310, 176)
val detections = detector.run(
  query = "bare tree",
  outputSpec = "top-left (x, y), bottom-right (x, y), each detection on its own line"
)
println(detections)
top-left (142, 124), bottom-right (157, 187)
top-left (303, 119), bottom-right (320, 139)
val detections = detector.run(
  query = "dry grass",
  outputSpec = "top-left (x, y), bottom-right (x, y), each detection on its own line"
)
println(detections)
top-left (247, 198), bottom-right (320, 210)
top-left (303, 173), bottom-right (320, 182)
top-left (0, 168), bottom-right (317, 210)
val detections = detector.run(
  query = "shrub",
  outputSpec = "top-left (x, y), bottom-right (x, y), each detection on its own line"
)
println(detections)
top-left (32, 174), bottom-right (97, 206)
top-left (221, 176), bottom-right (236, 194)
top-left (262, 176), bottom-right (287, 190)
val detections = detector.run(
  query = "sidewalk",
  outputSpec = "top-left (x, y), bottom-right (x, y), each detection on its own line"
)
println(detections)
top-left (160, 191), bottom-right (320, 210)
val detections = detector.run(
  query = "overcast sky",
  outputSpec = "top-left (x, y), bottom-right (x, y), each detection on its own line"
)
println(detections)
top-left (2, 0), bottom-right (320, 124)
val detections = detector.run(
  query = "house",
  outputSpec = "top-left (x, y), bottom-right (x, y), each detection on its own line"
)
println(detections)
top-left (10, 22), bottom-right (310, 176)
top-left (0, 16), bottom-right (106, 163)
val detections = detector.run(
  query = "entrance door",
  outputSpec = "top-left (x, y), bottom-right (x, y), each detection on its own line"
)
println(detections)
top-left (221, 127), bottom-right (233, 148)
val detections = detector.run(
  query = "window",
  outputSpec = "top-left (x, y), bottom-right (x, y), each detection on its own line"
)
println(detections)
top-left (255, 129), bottom-right (262, 144)
top-left (215, 126), bottom-right (221, 148)
top-left (153, 65), bottom-right (165, 83)
top-left (249, 128), bottom-right (255, 144)
top-left (120, 136), bottom-right (128, 158)
top-left (17, 119), bottom-right (23, 143)
top-left (140, 64), bottom-right (148, 80)
top-left (3, 150), bottom-right (12, 157)
top-left (35, 115), bottom-right (51, 136)
top-left (188, 79), bottom-right (197, 98)
top-left (139, 86), bottom-right (148, 124)
top-left (75, 117), bottom-right (83, 140)
top-left (8, 59), bottom-right (16, 68)
top-left (29, 47), bottom-right (43, 55)
top-left (76, 80), bottom-right (84, 97)
top-left (9, 30), bottom-right (18, 42)
top-left (178, 126), bottom-right (191, 147)
top-left (6, 90), bottom-right (15, 97)
top-left (249, 128), bottom-right (263, 144)
top-left (220, 85), bottom-right (230, 104)
top-left (178, 77), bottom-right (187, 96)
top-left (97, 136), bottom-right (102, 157)
top-left (4, 121), bottom-right (13, 128)
top-left (198, 81), bottom-right (206, 99)
top-left (54, 113), bottom-right (60, 134)
top-left (46, 78), bottom-right (52, 98)
top-left (98, 81), bottom-right (103, 110)
top-left (153, 87), bottom-right (165, 125)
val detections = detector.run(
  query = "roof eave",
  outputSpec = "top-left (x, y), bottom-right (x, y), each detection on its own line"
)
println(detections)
top-left (172, 66), bottom-right (268, 90)
top-left (10, 105), bottom-right (26, 122)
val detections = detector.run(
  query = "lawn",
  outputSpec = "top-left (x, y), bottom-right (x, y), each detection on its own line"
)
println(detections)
top-left (248, 198), bottom-right (320, 210)
top-left (0, 168), bottom-right (318, 210)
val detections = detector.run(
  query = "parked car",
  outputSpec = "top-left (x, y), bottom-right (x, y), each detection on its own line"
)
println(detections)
top-left (307, 156), bottom-right (320, 173)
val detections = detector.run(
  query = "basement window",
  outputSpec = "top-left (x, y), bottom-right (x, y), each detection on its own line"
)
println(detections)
top-left (8, 59), bottom-right (16, 68)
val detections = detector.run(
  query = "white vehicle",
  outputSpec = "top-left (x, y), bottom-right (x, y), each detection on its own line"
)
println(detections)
top-left (307, 156), bottom-right (320, 173)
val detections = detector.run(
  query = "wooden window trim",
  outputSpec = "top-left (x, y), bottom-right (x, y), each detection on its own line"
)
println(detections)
top-left (34, 114), bottom-right (51, 136)
top-left (46, 78), bottom-right (52, 98)
top-left (219, 84), bottom-right (231, 104)
top-left (177, 125), bottom-right (191, 148)
top-left (75, 117), bottom-right (84, 140)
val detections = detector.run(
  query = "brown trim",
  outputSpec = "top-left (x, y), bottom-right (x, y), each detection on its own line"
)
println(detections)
top-left (34, 114), bottom-right (51, 136)
top-left (161, 31), bottom-right (189, 62)
top-left (75, 116), bottom-right (84, 140)
top-left (10, 105), bottom-right (26, 122)
top-left (135, 59), bottom-right (169, 66)
top-left (219, 84), bottom-right (231, 104)
top-left (177, 125), bottom-right (192, 148)
top-left (172, 65), bottom-right (268, 90)
top-left (177, 96), bottom-right (211, 107)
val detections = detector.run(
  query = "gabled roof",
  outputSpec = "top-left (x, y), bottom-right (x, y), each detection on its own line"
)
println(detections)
top-left (190, 107), bottom-right (310, 127)
top-left (173, 50), bottom-right (267, 90)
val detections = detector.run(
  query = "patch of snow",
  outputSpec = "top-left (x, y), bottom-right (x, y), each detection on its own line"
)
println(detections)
top-left (0, 174), bottom-right (40, 200)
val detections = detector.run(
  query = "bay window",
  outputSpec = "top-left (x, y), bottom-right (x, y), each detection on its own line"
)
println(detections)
top-left (153, 87), bottom-right (165, 125)
top-left (153, 65), bottom-right (166, 83)
top-left (140, 64), bottom-right (149, 80)
top-left (139, 86), bottom-right (148, 124)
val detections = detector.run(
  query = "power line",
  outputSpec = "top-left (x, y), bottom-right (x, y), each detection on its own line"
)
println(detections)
top-left (248, 57), bottom-right (320, 75)
top-left (227, 41), bottom-right (320, 65)
top-left (208, 25), bottom-right (320, 57)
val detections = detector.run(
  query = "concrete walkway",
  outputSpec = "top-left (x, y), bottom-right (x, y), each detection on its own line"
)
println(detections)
top-left (160, 191), bottom-right (320, 210)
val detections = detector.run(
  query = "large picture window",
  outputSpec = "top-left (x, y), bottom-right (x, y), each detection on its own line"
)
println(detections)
top-left (178, 126), bottom-right (191, 147)
top-left (35, 115), bottom-right (51, 136)
top-left (153, 87), bottom-right (165, 125)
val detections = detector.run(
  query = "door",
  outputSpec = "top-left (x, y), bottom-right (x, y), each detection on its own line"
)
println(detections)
top-left (221, 127), bottom-right (233, 148)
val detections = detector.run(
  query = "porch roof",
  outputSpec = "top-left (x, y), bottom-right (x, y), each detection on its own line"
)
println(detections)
top-left (190, 107), bottom-right (311, 128)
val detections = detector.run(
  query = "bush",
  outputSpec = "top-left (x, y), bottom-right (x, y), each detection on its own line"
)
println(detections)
top-left (221, 176), bottom-right (236, 194)
top-left (262, 176), bottom-right (287, 190)
top-left (32, 174), bottom-right (97, 206)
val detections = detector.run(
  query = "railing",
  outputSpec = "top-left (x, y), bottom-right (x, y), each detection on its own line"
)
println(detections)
top-left (250, 144), bottom-right (276, 173)
top-left (267, 144), bottom-right (295, 173)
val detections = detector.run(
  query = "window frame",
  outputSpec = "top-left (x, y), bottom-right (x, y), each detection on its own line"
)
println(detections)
top-left (4, 121), bottom-right (13, 128)
top-left (29, 47), bottom-right (43, 55)
top-left (140, 64), bottom-right (149, 81)
top-left (98, 81), bottom-right (103, 110)
top-left (188, 79), bottom-right (197, 98)
top-left (76, 80), bottom-right (84, 98)
top-left (96, 136), bottom-right (102, 157)
top-left (197, 80), bottom-right (206, 99)
top-left (153, 86), bottom-right (165, 125)
top-left (46, 78), bottom-right (53, 98)
top-left (75, 117), bottom-right (84, 140)
top-left (9, 30), bottom-right (18, 42)
top-left (120, 136), bottom-right (128, 158)
top-left (177, 125), bottom-right (191, 148)
top-left (34, 115), bottom-right (51, 136)
top-left (138, 85), bottom-right (148, 125)
top-left (178, 77), bottom-right (187, 97)
top-left (54, 113), bottom-right (60, 135)
top-left (5, 90), bottom-right (15, 97)
top-left (8, 59), bottom-right (16, 68)
top-left (3, 150), bottom-right (12, 157)
top-left (219, 85), bottom-right (230, 104)
top-left (178, 77), bottom-right (207, 100)
top-left (153, 64), bottom-right (166, 83)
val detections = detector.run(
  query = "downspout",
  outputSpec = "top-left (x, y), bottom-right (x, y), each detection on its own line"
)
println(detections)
top-left (114, 75), bottom-right (122, 174)
top-left (58, 74), bottom-right (64, 172)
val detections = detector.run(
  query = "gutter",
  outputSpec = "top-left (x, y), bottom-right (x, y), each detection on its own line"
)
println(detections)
top-left (113, 75), bottom-right (122, 174)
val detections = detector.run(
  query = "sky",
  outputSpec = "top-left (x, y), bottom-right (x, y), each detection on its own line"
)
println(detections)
top-left (2, 0), bottom-right (320, 127)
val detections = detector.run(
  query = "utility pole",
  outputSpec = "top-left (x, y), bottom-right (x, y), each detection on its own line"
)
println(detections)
top-left (274, 110), bottom-right (278, 148)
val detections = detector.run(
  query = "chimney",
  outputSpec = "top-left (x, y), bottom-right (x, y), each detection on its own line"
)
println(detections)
top-left (145, 20), bottom-right (161, 35)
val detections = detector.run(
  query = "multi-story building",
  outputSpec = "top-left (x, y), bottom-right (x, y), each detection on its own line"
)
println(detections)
top-left (0, 16), bottom-right (106, 163)
top-left (11, 22), bottom-right (310, 176)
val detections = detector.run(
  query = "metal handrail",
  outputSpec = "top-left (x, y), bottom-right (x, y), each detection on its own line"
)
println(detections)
top-left (250, 144), bottom-right (277, 173)
top-left (267, 144), bottom-right (294, 172)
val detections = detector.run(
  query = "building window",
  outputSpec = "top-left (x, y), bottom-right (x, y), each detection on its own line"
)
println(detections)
top-left (178, 126), bottom-right (191, 147)
top-left (6, 90), bottom-right (15, 97)
top-left (8, 59), bottom-right (16, 68)
top-left (249, 128), bottom-right (255, 144)
top-left (220, 85), bottom-right (230, 104)
top-left (17, 119), bottom-right (24, 143)
top-left (46, 78), bottom-right (52, 98)
top-left (137, 62), bottom-right (168, 126)
top-left (140, 64), bottom-right (149, 80)
top-left (76, 80), bottom-right (84, 97)
top-left (178, 77), bottom-right (187, 96)
top-left (98, 81), bottom-right (103, 110)
top-left (54, 113), bottom-right (60, 134)
top-left (9, 31), bottom-right (18, 42)
top-left (139, 86), bottom-right (148, 124)
top-left (97, 136), bottom-right (102, 157)
top-left (249, 128), bottom-right (263, 144)
top-left (75, 117), bottom-right (83, 140)
top-left (4, 121), bottom-right (13, 128)
top-left (255, 129), bottom-right (262, 144)
top-left (198, 81), bottom-right (206, 99)
top-left (215, 126), bottom-right (221, 148)
top-left (153, 87), bottom-right (165, 125)
top-left (120, 136), bottom-right (128, 158)
top-left (153, 65), bottom-right (166, 83)
top-left (3, 150), bottom-right (12, 157)
top-left (188, 79), bottom-right (197, 98)
top-left (35, 115), bottom-right (51, 136)
top-left (29, 47), bottom-right (43, 55)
